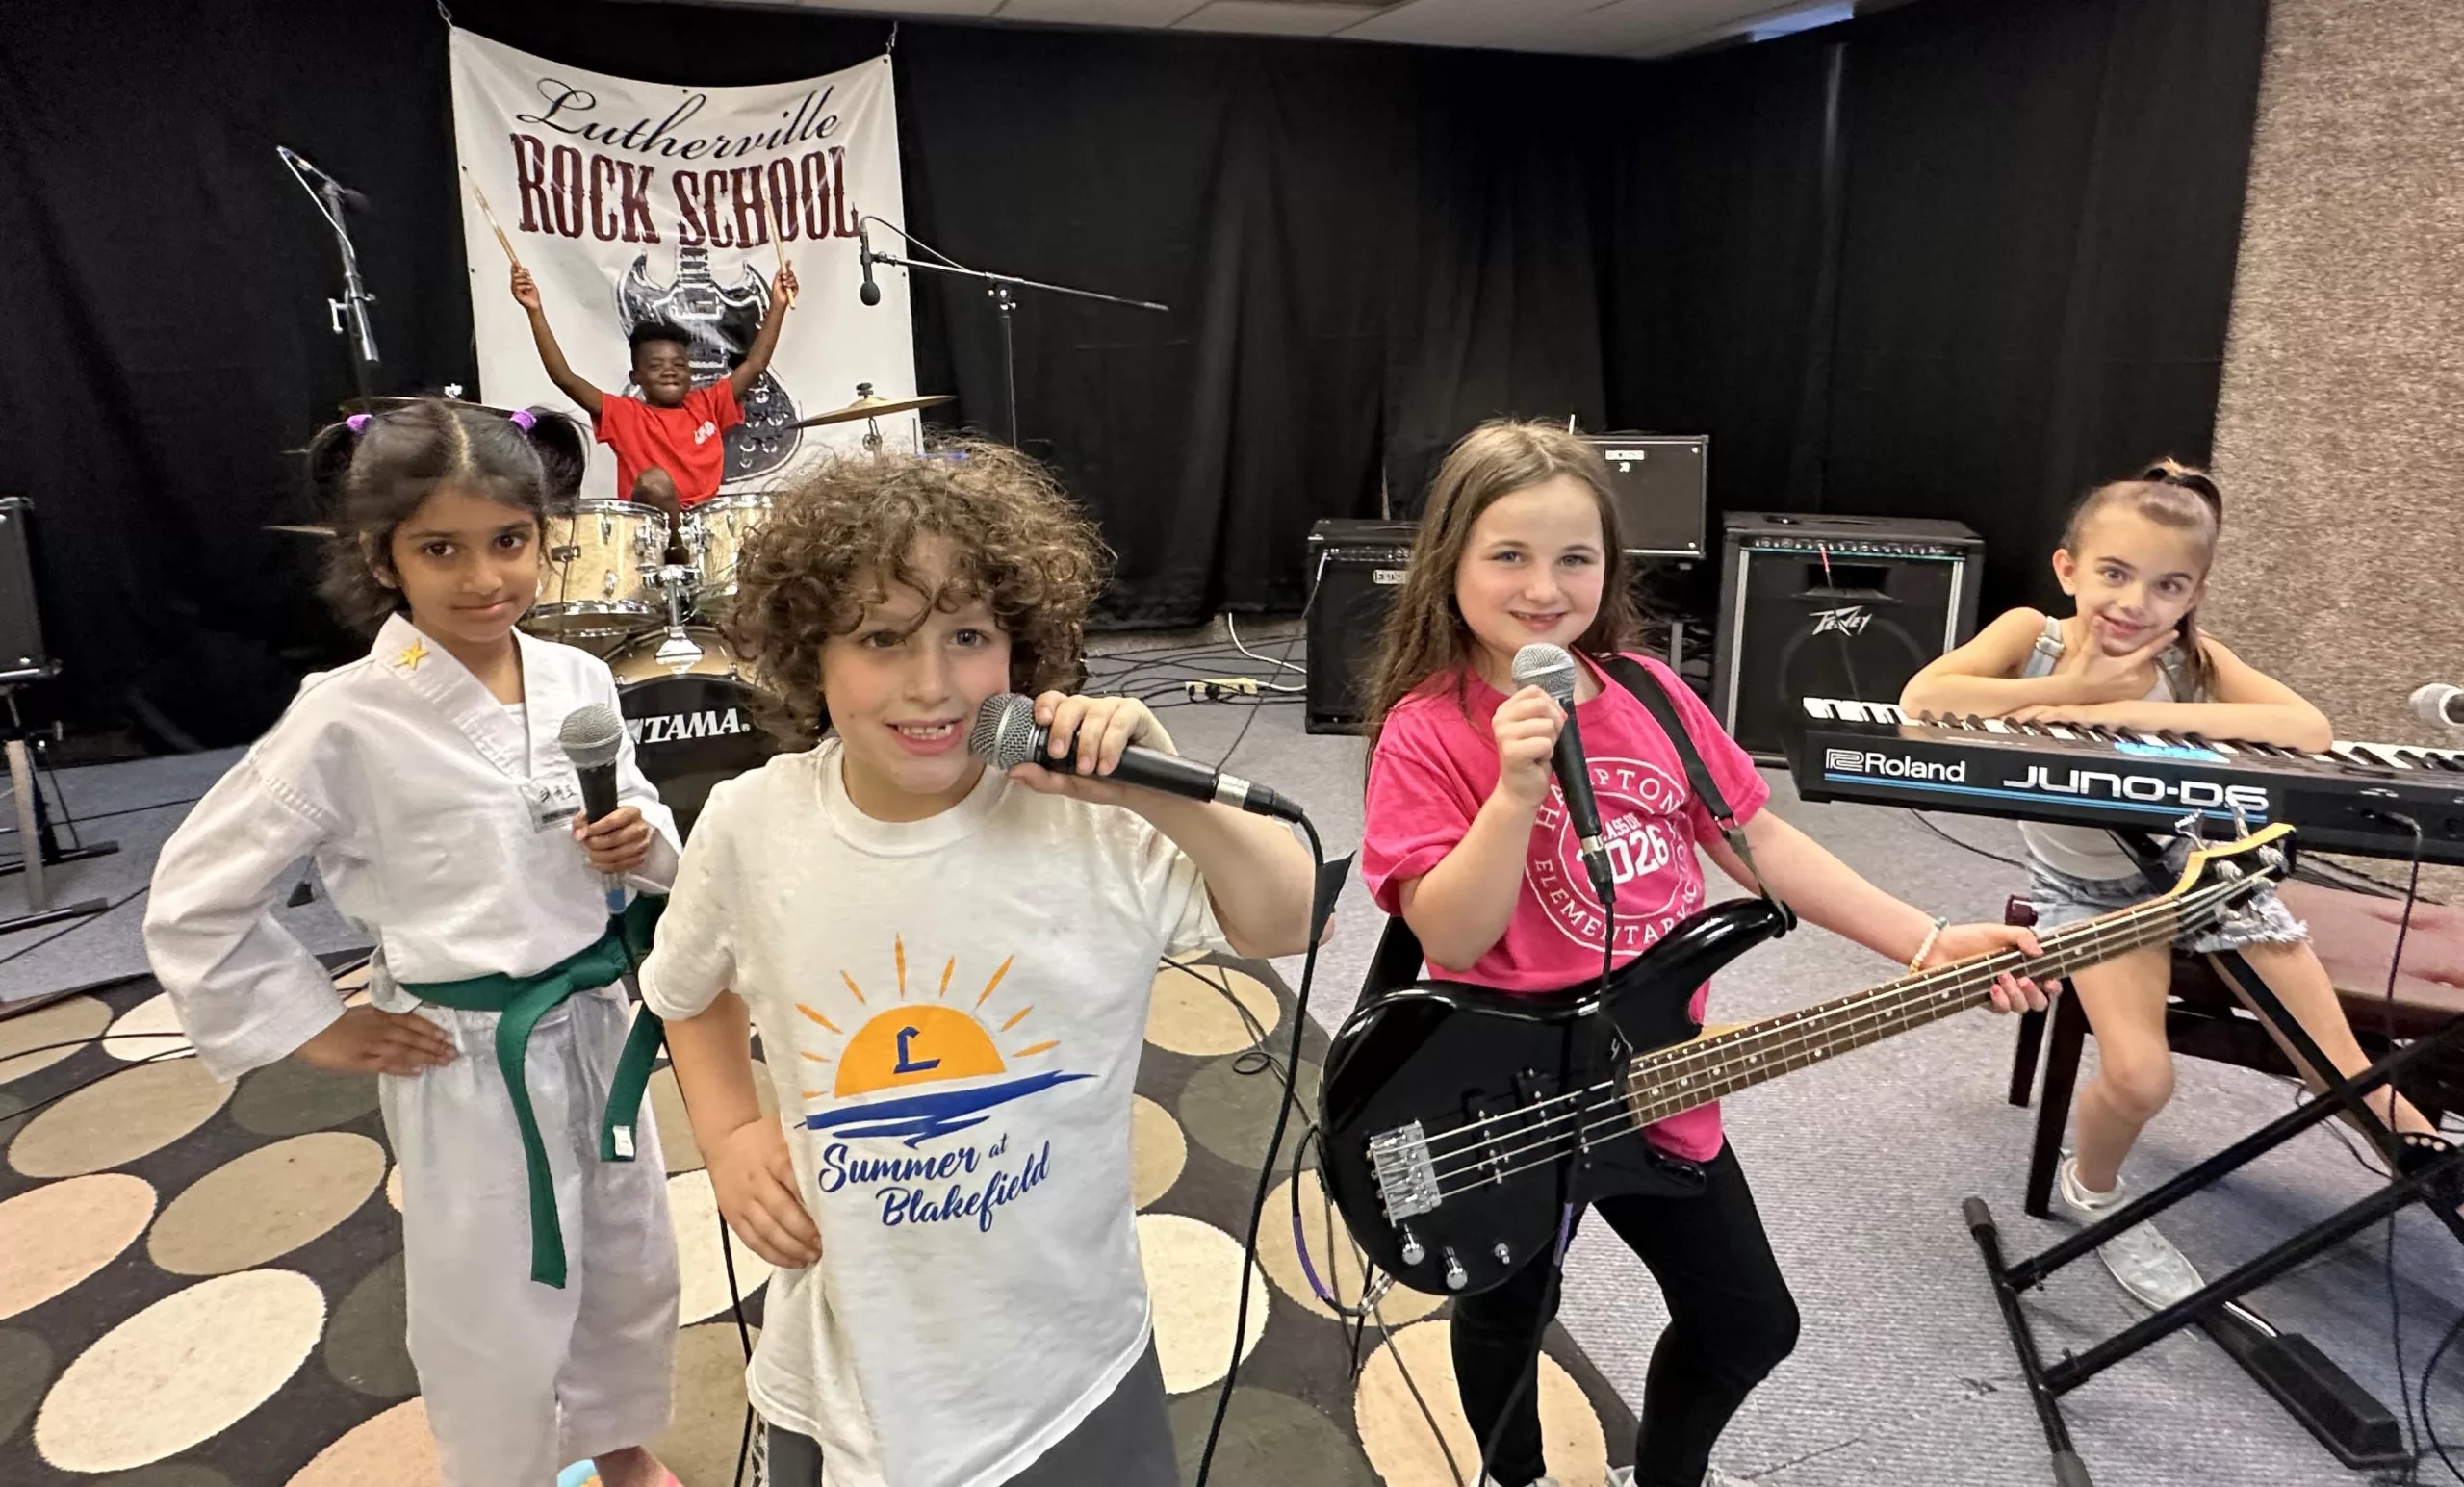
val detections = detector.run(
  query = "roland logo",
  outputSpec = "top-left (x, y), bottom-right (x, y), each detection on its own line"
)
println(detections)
top-left (2005, 764), bottom-right (2272, 817)
top-left (1824, 748), bottom-right (1966, 783)
top-left (628, 708), bottom-right (751, 747)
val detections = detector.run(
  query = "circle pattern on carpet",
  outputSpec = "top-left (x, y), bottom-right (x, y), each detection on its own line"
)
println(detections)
top-left (1257, 1169), bottom-right (1442, 1326)
top-left (103, 992), bottom-right (193, 1062)
top-left (647, 1062), bottom-right (774, 1175)
top-left (0, 996), bottom-right (110, 1087)
top-left (1145, 962), bottom-right (1282, 1056)
top-left (149, 1132), bottom-right (386, 1275)
top-left (0, 1172), bottom-right (156, 1320)
top-left (9, 1057), bottom-right (231, 1179)
top-left (1168, 1385), bottom-right (1376, 1485)
top-left (230, 1060), bottom-right (380, 1138)
top-left (35, 1269), bottom-right (327, 1473)
top-left (1354, 1319), bottom-right (1607, 1487)
top-left (0, 1327), bottom-right (52, 1447)
top-left (385, 1165), bottom-right (402, 1213)
top-left (284, 1397), bottom-right (440, 1487)
top-left (90, 1466), bottom-right (236, 1487)
top-left (1132, 1092), bottom-right (1186, 1210)
top-left (1178, 1052), bottom-right (1321, 1172)
top-left (669, 1168), bottom-right (775, 1325)
top-left (1136, 1211), bottom-right (1270, 1396)
top-left (323, 1253), bottom-right (415, 1398)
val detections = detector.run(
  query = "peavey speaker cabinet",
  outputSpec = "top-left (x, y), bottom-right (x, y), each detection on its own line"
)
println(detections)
top-left (1710, 513), bottom-right (1983, 761)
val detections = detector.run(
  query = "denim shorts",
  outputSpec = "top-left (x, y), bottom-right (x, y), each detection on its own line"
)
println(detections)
top-left (2027, 844), bottom-right (2307, 955)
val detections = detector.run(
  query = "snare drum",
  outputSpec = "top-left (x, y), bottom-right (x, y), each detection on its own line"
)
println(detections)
top-left (679, 494), bottom-right (773, 619)
top-left (528, 500), bottom-right (669, 638)
top-left (607, 626), bottom-right (778, 841)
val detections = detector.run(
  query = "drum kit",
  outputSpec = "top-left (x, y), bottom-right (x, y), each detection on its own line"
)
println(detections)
top-left (287, 385), bottom-right (954, 835)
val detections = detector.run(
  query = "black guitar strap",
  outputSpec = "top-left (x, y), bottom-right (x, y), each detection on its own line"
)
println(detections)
top-left (1357, 654), bottom-right (1787, 1000)
top-left (1598, 654), bottom-right (1784, 914)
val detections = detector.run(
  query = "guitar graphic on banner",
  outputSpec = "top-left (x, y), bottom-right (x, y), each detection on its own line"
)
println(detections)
top-left (616, 244), bottom-right (801, 485)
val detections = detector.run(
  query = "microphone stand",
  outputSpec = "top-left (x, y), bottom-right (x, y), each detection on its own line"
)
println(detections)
top-left (860, 215), bottom-right (1168, 448)
top-left (279, 148), bottom-right (380, 405)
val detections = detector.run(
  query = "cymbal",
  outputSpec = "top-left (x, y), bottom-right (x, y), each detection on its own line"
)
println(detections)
top-left (786, 391), bottom-right (955, 430)
top-left (266, 524), bottom-right (336, 536)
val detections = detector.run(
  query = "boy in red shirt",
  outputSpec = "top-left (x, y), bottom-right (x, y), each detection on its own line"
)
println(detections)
top-left (512, 261), bottom-right (798, 515)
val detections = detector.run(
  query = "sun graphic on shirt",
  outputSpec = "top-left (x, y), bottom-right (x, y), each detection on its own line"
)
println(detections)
top-left (790, 936), bottom-right (1082, 1147)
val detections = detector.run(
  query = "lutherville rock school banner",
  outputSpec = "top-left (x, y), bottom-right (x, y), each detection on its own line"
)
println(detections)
top-left (450, 31), bottom-right (919, 499)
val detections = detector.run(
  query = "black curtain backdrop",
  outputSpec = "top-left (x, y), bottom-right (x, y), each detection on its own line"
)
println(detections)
top-left (0, 0), bottom-right (2266, 751)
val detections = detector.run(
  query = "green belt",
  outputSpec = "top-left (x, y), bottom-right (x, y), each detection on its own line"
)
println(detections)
top-left (402, 895), bottom-right (667, 1289)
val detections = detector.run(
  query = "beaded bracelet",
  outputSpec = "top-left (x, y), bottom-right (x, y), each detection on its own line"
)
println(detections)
top-left (1908, 915), bottom-right (1949, 974)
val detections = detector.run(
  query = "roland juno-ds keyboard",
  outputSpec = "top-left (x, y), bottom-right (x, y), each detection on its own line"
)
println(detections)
top-left (1787, 698), bottom-right (2464, 864)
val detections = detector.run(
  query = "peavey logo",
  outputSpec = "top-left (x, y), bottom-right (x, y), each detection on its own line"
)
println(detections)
top-left (2004, 764), bottom-right (2271, 817)
top-left (1825, 748), bottom-right (1966, 782)
top-left (628, 708), bottom-right (750, 746)
top-left (1810, 605), bottom-right (1873, 637)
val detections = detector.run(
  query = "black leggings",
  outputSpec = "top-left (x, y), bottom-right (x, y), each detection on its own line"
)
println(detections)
top-left (1450, 1145), bottom-right (1800, 1487)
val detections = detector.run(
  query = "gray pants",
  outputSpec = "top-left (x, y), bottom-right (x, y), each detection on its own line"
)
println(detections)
top-left (762, 1339), bottom-right (1174, 1487)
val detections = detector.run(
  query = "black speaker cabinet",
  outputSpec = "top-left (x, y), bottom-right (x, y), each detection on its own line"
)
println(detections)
top-left (1582, 434), bottom-right (1707, 558)
top-left (1305, 519), bottom-right (1417, 734)
top-left (0, 498), bottom-right (52, 685)
top-left (1710, 512), bottom-right (1983, 761)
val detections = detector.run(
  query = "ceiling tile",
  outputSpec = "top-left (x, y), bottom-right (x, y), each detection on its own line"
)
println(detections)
top-left (996, 0), bottom-right (1208, 24)
top-left (1172, 1), bottom-right (1390, 38)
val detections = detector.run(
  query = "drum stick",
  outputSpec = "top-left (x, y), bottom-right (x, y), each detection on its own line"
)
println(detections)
top-left (462, 167), bottom-right (523, 269)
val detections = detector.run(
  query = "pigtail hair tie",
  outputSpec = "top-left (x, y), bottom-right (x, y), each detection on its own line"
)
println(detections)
top-left (510, 409), bottom-right (537, 432)
top-left (346, 413), bottom-right (372, 433)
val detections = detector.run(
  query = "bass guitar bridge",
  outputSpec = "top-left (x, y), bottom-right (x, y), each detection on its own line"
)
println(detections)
top-left (1367, 1121), bottom-right (1440, 1221)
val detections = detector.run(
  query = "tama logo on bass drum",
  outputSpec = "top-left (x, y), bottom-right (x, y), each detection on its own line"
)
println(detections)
top-left (628, 708), bottom-right (752, 746)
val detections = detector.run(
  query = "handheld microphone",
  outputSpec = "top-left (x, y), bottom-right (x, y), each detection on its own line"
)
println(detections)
top-left (2411, 682), bottom-right (2464, 728)
top-left (558, 705), bottom-right (629, 913)
top-left (277, 145), bottom-right (371, 214)
top-left (967, 694), bottom-right (1304, 824)
top-left (1513, 643), bottom-right (1615, 905)
top-left (857, 218), bottom-right (881, 307)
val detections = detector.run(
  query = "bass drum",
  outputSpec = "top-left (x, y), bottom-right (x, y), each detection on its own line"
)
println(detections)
top-left (606, 627), bottom-right (779, 842)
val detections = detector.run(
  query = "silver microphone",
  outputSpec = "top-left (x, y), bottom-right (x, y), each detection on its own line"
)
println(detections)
top-left (558, 705), bottom-right (629, 912)
top-left (2409, 682), bottom-right (2464, 728)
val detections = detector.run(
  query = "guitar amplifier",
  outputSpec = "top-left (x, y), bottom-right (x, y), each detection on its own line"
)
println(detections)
top-left (1582, 434), bottom-right (1707, 558)
top-left (0, 499), bottom-right (53, 685)
top-left (1710, 512), bottom-right (1982, 761)
top-left (1306, 519), bottom-right (1417, 734)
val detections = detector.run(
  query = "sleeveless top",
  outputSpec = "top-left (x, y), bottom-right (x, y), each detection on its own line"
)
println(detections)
top-left (2015, 614), bottom-right (2200, 881)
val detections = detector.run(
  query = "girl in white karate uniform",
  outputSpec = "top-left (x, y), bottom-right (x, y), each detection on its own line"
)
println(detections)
top-left (144, 399), bottom-right (684, 1487)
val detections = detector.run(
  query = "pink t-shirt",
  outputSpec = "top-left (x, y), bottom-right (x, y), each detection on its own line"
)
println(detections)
top-left (1359, 654), bottom-right (1770, 1160)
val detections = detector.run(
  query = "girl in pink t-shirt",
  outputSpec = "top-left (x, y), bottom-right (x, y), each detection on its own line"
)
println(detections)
top-left (1358, 420), bottom-right (2049, 1487)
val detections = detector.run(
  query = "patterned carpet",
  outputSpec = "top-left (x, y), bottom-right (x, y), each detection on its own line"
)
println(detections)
top-left (0, 954), bottom-right (1638, 1486)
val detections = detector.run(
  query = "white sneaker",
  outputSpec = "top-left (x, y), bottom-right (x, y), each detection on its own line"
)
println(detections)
top-left (2056, 1151), bottom-right (2203, 1310)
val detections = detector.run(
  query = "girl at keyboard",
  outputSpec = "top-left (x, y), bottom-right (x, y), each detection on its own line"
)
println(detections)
top-left (1904, 458), bottom-right (2447, 1311)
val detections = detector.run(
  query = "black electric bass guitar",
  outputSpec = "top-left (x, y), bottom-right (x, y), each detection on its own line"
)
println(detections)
top-left (616, 244), bottom-right (800, 483)
top-left (1318, 825), bottom-right (2294, 1298)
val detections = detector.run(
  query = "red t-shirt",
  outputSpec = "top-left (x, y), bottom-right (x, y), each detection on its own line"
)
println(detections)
top-left (1360, 654), bottom-right (1770, 1160)
top-left (593, 380), bottom-right (744, 507)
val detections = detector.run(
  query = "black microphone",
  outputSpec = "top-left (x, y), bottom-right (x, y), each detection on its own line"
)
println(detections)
top-left (967, 694), bottom-right (1304, 823)
top-left (558, 704), bottom-right (629, 913)
top-left (858, 218), bottom-right (882, 306)
top-left (277, 145), bottom-right (371, 214)
top-left (1513, 643), bottom-right (1615, 905)
top-left (2410, 682), bottom-right (2464, 728)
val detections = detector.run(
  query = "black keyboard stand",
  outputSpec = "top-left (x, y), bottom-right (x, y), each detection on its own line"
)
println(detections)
top-left (1966, 831), bottom-right (2464, 1484)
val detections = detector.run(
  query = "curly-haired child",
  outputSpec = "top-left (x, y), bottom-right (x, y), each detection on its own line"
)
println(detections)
top-left (639, 441), bottom-right (1319, 1487)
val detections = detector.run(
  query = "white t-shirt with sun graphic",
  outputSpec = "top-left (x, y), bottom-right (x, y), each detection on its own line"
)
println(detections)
top-left (640, 740), bottom-right (1227, 1487)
